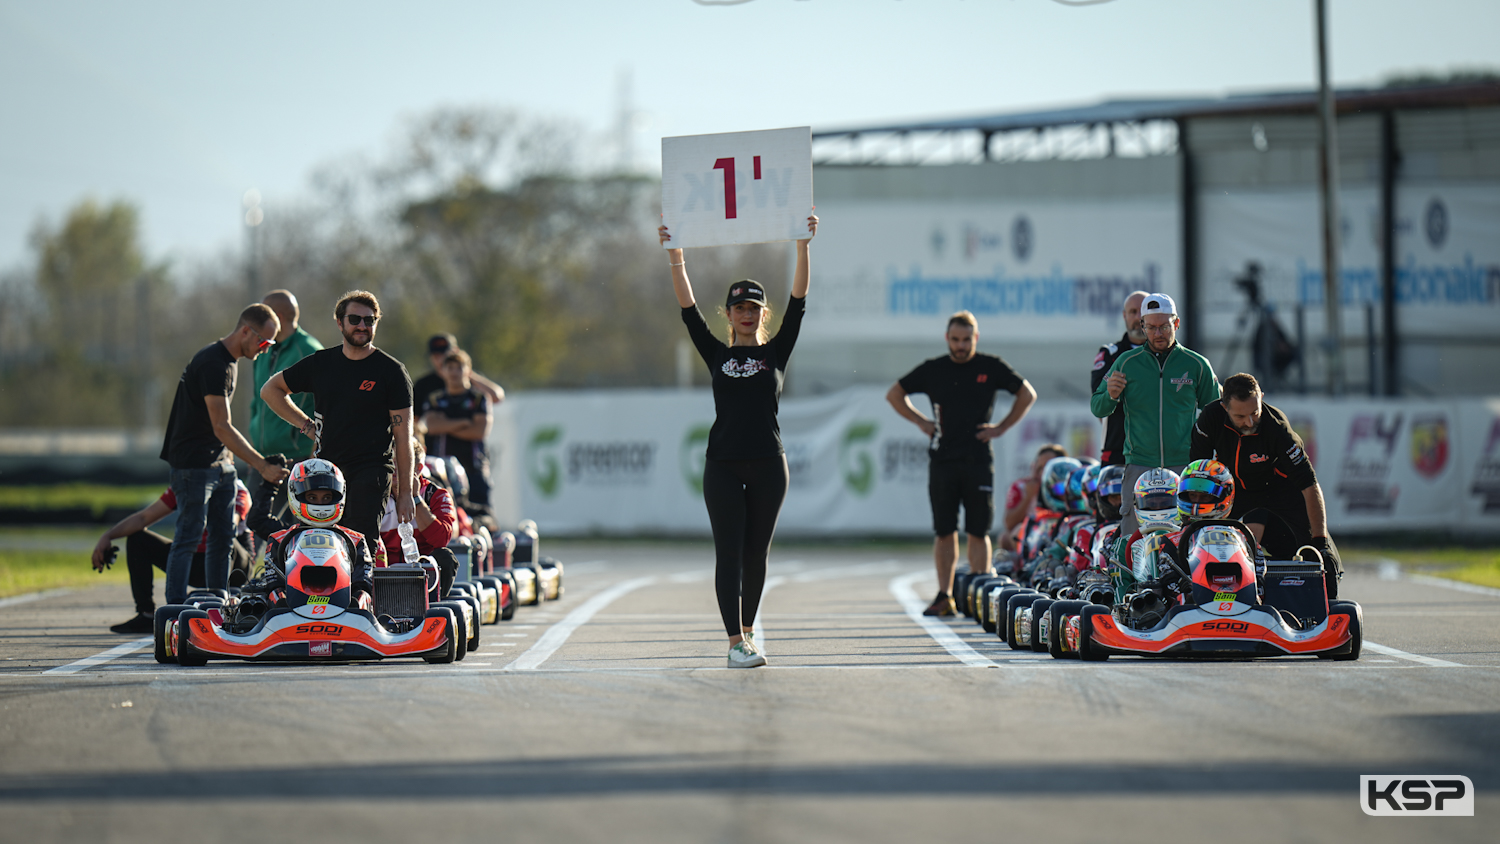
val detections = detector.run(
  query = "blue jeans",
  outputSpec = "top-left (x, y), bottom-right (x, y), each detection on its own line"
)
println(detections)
top-left (166, 464), bottom-right (236, 604)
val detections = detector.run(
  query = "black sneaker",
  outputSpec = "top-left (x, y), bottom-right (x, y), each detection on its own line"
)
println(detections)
top-left (109, 614), bottom-right (154, 635)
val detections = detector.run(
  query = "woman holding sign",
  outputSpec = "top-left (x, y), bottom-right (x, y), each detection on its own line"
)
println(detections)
top-left (659, 215), bottom-right (818, 668)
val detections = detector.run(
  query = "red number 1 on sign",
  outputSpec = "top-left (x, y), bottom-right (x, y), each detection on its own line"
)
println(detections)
top-left (712, 156), bottom-right (763, 220)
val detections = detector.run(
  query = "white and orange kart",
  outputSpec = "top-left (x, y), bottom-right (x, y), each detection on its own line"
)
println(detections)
top-left (154, 526), bottom-right (459, 666)
top-left (1070, 519), bottom-right (1361, 662)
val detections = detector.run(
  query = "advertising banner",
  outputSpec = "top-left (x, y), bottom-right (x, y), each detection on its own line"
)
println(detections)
top-left (800, 198), bottom-right (1180, 343)
top-left (660, 127), bottom-right (814, 248)
top-left (493, 389), bottom-right (1500, 537)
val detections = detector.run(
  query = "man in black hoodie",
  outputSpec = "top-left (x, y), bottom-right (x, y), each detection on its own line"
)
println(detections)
top-left (1091, 290), bottom-right (1148, 466)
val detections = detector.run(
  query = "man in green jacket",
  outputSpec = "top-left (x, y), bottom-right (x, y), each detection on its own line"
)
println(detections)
top-left (250, 289), bottom-right (323, 461)
top-left (1089, 293), bottom-right (1221, 537)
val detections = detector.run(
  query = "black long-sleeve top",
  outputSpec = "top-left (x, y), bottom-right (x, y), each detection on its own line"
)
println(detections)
top-left (682, 294), bottom-right (805, 461)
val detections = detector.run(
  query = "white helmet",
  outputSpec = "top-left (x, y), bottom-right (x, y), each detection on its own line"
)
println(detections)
top-left (287, 458), bottom-right (346, 527)
top-left (1133, 467), bottom-right (1182, 535)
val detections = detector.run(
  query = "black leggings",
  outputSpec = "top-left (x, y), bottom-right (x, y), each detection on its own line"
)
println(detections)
top-left (703, 456), bottom-right (789, 638)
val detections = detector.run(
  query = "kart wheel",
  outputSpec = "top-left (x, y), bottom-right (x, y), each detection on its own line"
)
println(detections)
top-left (422, 607), bottom-right (459, 664)
top-left (1029, 598), bottom-right (1055, 653)
top-left (449, 582), bottom-right (478, 600)
top-left (477, 577), bottom-right (505, 624)
top-left (456, 593), bottom-right (482, 650)
top-left (175, 610), bottom-right (210, 667)
top-left (953, 571), bottom-right (974, 617)
top-left (1006, 594), bottom-right (1043, 651)
top-left (1048, 600), bottom-right (1088, 659)
top-left (435, 601), bottom-right (470, 660)
top-left (1318, 600), bottom-right (1363, 661)
top-left (1079, 605), bottom-right (1111, 662)
top-left (972, 577), bottom-right (1003, 628)
top-left (153, 604), bottom-right (190, 664)
top-left (526, 564), bottom-right (544, 605)
top-left (991, 588), bottom-right (1029, 642)
top-left (497, 571), bottom-right (517, 621)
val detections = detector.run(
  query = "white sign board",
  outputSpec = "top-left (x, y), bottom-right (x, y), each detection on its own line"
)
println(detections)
top-left (661, 127), bottom-right (813, 248)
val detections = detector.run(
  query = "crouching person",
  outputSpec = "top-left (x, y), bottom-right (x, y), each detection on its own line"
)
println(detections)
top-left (256, 459), bottom-right (375, 611)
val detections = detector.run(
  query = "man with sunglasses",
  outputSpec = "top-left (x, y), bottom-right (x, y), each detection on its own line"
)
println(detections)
top-left (158, 303), bottom-right (290, 604)
top-left (1090, 293), bottom-right (1221, 538)
top-left (260, 291), bottom-right (417, 557)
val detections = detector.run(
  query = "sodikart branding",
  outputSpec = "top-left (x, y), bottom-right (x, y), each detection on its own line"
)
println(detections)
top-left (1360, 775), bottom-right (1473, 816)
top-left (1337, 413), bottom-right (1402, 514)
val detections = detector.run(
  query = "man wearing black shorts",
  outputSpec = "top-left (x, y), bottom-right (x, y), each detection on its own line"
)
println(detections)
top-left (260, 290), bottom-right (416, 556)
top-left (888, 310), bottom-right (1036, 616)
top-left (1190, 372), bottom-right (1342, 596)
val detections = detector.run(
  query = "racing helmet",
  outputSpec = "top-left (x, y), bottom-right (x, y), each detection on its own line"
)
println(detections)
top-left (1132, 467), bottom-right (1182, 534)
top-left (1081, 464), bottom-right (1104, 518)
top-left (1064, 465), bottom-right (1092, 515)
top-left (1096, 465), bottom-right (1126, 521)
top-left (1177, 458), bottom-right (1236, 522)
top-left (1039, 457), bottom-right (1082, 512)
top-left (287, 458), bottom-right (346, 527)
top-left (422, 455), bottom-right (450, 490)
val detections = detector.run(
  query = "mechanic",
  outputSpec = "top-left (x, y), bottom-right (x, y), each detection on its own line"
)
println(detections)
top-left (659, 213), bottom-right (818, 669)
top-left (1090, 293), bottom-right (1220, 538)
top-left (159, 303), bottom-right (290, 605)
top-left (413, 333), bottom-right (505, 456)
top-left (255, 458), bottom-right (375, 610)
top-left (260, 290), bottom-right (416, 558)
top-left (249, 290), bottom-right (324, 465)
top-left (1190, 372), bottom-right (1341, 596)
top-left (379, 438), bottom-right (459, 597)
top-left (1093, 290), bottom-right (1148, 466)
top-left (91, 481), bottom-right (254, 634)
top-left (888, 310), bottom-right (1038, 616)
top-left (420, 348), bottom-right (494, 514)
top-left (998, 442), bottom-right (1067, 557)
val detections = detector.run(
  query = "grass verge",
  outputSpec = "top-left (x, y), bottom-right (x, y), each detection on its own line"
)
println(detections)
top-left (0, 484), bottom-right (160, 517)
top-left (1347, 547), bottom-right (1500, 589)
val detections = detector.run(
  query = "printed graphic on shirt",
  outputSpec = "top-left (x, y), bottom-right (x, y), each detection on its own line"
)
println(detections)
top-left (1092, 349), bottom-right (1109, 371)
top-left (1250, 453), bottom-right (1268, 463)
top-left (1171, 372), bottom-right (1194, 391)
top-left (1288, 444), bottom-right (1305, 465)
top-left (722, 357), bottom-right (771, 378)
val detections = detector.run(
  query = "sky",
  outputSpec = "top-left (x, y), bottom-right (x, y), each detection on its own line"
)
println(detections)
top-left (2, 0), bottom-right (1496, 272)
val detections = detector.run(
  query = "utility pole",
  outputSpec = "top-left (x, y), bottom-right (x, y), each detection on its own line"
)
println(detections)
top-left (243, 188), bottom-right (263, 302)
top-left (1314, 0), bottom-right (1344, 395)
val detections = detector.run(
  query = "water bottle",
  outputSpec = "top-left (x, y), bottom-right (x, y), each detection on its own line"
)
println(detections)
top-left (397, 522), bottom-right (420, 565)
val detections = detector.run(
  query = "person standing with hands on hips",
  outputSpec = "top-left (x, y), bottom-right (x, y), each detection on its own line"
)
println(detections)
top-left (887, 311), bottom-right (1037, 617)
top-left (658, 214), bottom-right (818, 668)
top-left (260, 290), bottom-right (416, 556)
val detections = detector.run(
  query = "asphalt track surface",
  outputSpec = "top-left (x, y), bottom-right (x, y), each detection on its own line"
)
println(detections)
top-left (0, 543), bottom-right (1497, 844)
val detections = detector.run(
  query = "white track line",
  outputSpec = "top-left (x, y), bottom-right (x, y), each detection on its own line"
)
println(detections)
top-left (0, 589), bottom-right (72, 609)
top-left (43, 636), bottom-right (154, 675)
top-left (1362, 642), bottom-right (1466, 668)
top-left (889, 571), bottom-right (996, 668)
top-left (506, 576), bottom-right (656, 670)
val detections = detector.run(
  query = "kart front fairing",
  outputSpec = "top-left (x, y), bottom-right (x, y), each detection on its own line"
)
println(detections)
top-left (175, 604), bottom-right (450, 662)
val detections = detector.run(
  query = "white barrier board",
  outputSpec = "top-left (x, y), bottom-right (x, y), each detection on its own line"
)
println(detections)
top-left (661, 127), bottom-right (813, 248)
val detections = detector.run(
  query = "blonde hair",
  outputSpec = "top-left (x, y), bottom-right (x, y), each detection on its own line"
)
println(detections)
top-left (718, 302), bottom-right (774, 346)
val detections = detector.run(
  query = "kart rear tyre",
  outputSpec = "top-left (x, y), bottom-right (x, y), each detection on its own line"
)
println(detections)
top-left (154, 604), bottom-right (190, 664)
top-left (1048, 600), bottom-right (1089, 659)
top-left (477, 577), bottom-right (506, 624)
top-left (455, 592), bottom-right (482, 650)
top-left (1006, 593), bottom-right (1043, 651)
top-left (496, 571), bottom-right (518, 620)
top-left (991, 587), bottom-right (1030, 641)
top-left (1079, 604), bottom-right (1111, 662)
top-left (434, 601), bottom-right (470, 660)
top-left (175, 609), bottom-right (210, 667)
top-left (422, 607), bottom-right (459, 664)
top-left (1029, 598), bottom-right (1055, 652)
top-left (1317, 600), bottom-right (1363, 661)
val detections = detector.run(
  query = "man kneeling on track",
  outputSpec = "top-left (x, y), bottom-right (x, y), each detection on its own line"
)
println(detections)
top-left (250, 458), bottom-right (375, 611)
top-left (92, 480), bottom-right (254, 634)
top-left (377, 439), bottom-right (459, 596)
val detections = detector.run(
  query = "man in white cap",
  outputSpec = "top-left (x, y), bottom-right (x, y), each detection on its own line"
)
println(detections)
top-left (1089, 293), bottom-right (1221, 536)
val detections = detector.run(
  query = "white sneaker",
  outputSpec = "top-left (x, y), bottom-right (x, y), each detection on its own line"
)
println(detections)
top-left (727, 640), bottom-right (766, 668)
top-left (744, 631), bottom-right (764, 655)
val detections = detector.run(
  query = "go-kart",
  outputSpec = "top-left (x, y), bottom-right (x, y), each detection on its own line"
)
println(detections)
top-left (1072, 519), bottom-right (1362, 661)
top-left (513, 520), bottom-right (563, 604)
top-left (154, 526), bottom-right (460, 666)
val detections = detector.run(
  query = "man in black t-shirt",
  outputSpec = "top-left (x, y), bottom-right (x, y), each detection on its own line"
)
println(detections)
top-left (1190, 372), bottom-right (1342, 595)
top-left (1091, 290), bottom-right (1148, 466)
top-left (421, 348), bottom-right (493, 512)
top-left (414, 333), bottom-right (504, 455)
top-left (887, 310), bottom-right (1037, 616)
top-left (260, 290), bottom-right (416, 557)
top-left (159, 304), bottom-right (290, 604)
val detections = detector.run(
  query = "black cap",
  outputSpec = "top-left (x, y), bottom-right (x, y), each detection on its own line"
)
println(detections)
top-left (428, 333), bottom-right (457, 354)
top-left (725, 280), bottom-right (767, 309)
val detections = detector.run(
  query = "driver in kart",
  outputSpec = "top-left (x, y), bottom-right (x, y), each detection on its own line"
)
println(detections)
top-left (253, 458), bottom-right (375, 611)
top-left (1130, 460), bottom-right (1243, 602)
top-left (1112, 467), bottom-right (1182, 603)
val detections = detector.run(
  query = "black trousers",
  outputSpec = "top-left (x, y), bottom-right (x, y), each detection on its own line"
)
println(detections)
top-left (340, 463), bottom-right (393, 559)
top-left (702, 456), bottom-right (789, 638)
top-left (126, 529), bottom-right (251, 615)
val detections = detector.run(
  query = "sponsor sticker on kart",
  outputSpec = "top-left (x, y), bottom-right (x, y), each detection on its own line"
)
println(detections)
top-left (1213, 591), bottom-right (1236, 601)
top-left (309, 641), bottom-right (333, 657)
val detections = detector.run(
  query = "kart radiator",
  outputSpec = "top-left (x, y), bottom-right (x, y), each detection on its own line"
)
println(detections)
top-left (1261, 562), bottom-right (1328, 625)
top-left (373, 567), bottom-right (428, 621)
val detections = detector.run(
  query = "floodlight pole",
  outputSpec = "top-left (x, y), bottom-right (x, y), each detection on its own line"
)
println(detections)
top-left (1315, 0), bottom-right (1344, 395)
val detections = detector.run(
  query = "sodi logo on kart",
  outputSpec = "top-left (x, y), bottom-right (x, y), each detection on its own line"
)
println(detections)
top-left (1360, 776), bottom-right (1473, 816)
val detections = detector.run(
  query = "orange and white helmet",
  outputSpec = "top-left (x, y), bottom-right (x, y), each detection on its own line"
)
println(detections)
top-left (287, 458), bottom-right (345, 526)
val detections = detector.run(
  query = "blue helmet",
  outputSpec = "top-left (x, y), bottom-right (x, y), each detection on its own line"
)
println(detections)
top-left (1040, 457), bottom-right (1083, 512)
